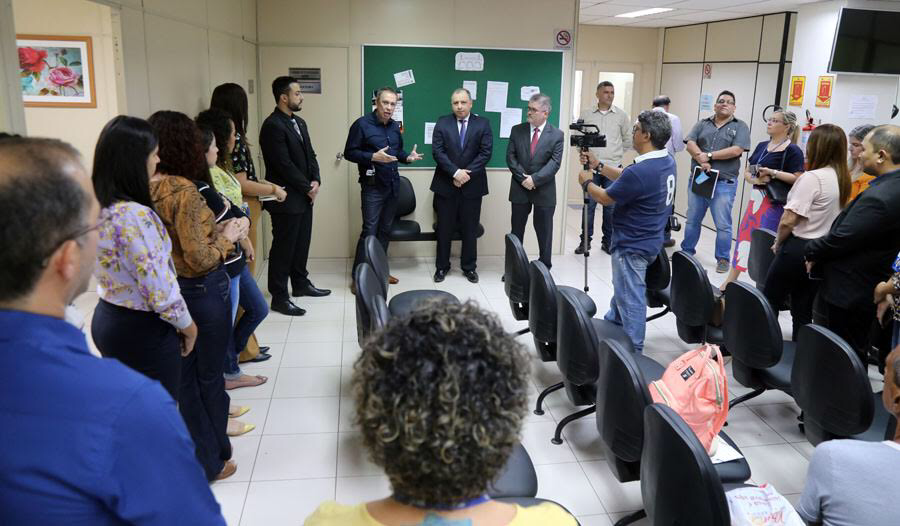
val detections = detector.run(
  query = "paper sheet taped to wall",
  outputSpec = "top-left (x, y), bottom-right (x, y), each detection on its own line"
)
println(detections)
top-left (500, 108), bottom-right (522, 138)
top-left (455, 52), bottom-right (484, 71)
top-left (520, 86), bottom-right (540, 101)
top-left (394, 69), bottom-right (415, 88)
top-left (848, 95), bottom-right (877, 119)
top-left (463, 80), bottom-right (477, 99)
top-left (424, 122), bottom-right (436, 145)
top-left (485, 81), bottom-right (508, 112)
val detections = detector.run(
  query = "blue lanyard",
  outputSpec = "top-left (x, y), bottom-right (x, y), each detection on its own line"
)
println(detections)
top-left (392, 493), bottom-right (491, 511)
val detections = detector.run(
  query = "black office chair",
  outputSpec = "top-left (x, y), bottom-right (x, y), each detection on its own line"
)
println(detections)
top-left (494, 497), bottom-right (579, 525)
top-left (670, 251), bottom-right (725, 347)
top-left (545, 287), bottom-right (633, 445)
top-left (353, 262), bottom-right (386, 341)
top-left (503, 233), bottom-right (531, 336)
top-left (362, 235), bottom-right (458, 317)
top-left (723, 281), bottom-right (795, 408)
top-left (645, 250), bottom-right (672, 323)
top-left (488, 443), bottom-right (539, 499)
top-left (792, 323), bottom-right (895, 445)
top-left (747, 228), bottom-right (776, 290)
top-left (388, 175), bottom-right (422, 241)
top-left (641, 404), bottom-right (749, 526)
top-left (597, 341), bottom-right (751, 525)
top-left (528, 260), bottom-right (596, 362)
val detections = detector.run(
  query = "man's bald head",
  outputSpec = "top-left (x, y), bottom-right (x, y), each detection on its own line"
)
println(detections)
top-left (860, 125), bottom-right (900, 177)
top-left (0, 138), bottom-right (92, 303)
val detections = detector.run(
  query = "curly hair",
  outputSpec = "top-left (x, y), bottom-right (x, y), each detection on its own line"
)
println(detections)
top-left (147, 110), bottom-right (211, 186)
top-left (352, 299), bottom-right (531, 507)
top-left (195, 108), bottom-right (234, 172)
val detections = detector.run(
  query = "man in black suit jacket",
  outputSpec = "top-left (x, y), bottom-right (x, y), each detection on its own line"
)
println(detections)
top-left (430, 88), bottom-right (493, 283)
top-left (804, 124), bottom-right (900, 356)
top-left (259, 76), bottom-right (330, 316)
top-left (507, 93), bottom-right (564, 268)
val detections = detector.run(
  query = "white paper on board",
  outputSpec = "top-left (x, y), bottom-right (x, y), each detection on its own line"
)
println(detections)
top-left (485, 81), bottom-right (509, 112)
top-left (455, 52), bottom-right (484, 71)
top-left (424, 122), bottom-right (436, 145)
top-left (499, 107), bottom-right (522, 138)
top-left (394, 69), bottom-right (415, 88)
top-left (463, 80), bottom-right (477, 100)
top-left (699, 94), bottom-right (713, 111)
top-left (520, 86), bottom-right (540, 101)
top-left (848, 95), bottom-right (877, 119)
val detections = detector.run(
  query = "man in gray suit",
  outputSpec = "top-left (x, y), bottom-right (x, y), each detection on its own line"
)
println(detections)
top-left (507, 93), bottom-right (564, 268)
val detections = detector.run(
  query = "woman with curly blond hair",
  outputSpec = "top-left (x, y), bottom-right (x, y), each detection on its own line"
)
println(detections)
top-left (304, 300), bottom-right (576, 526)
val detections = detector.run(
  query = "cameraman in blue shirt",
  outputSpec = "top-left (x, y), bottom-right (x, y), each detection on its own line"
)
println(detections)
top-left (578, 110), bottom-right (675, 354)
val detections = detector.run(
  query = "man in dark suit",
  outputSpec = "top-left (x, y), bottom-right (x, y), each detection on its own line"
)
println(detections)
top-left (507, 93), bottom-right (564, 269)
top-left (430, 88), bottom-right (493, 283)
top-left (259, 76), bottom-right (330, 316)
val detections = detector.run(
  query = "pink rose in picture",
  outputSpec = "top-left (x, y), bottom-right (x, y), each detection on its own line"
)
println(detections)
top-left (48, 67), bottom-right (80, 88)
top-left (18, 47), bottom-right (47, 73)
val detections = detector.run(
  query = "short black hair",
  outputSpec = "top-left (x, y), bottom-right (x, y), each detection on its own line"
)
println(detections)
top-left (211, 83), bottom-right (248, 139)
top-left (637, 109), bottom-right (672, 150)
top-left (652, 95), bottom-right (671, 108)
top-left (375, 86), bottom-right (397, 101)
top-left (92, 116), bottom-right (157, 209)
top-left (717, 90), bottom-right (736, 103)
top-left (597, 81), bottom-right (614, 90)
top-left (0, 138), bottom-right (89, 302)
top-left (868, 125), bottom-right (900, 164)
top-left (195, 108), bottom-right (233, 169)
top-left (272, 76), bottom-right (298, 103)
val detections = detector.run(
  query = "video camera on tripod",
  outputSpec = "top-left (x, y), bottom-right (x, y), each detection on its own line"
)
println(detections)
top-left (569, 120), bottom-right (606, 169)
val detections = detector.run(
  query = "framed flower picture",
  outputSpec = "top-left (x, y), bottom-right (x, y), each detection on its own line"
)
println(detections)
top-left (17, 35), bottom-right (96, 108)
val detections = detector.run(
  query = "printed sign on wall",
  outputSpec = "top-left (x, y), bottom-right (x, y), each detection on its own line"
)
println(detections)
top-left (816, 76), bottom-right (834, 108)
top-left (788, 76), bottom-right (805, 106)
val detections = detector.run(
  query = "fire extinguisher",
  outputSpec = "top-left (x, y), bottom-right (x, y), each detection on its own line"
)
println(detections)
top-left (801, 109), bottom-right (816, 158)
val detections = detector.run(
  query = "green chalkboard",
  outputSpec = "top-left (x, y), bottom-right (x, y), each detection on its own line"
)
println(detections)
top-left (362, 45), bottom-right (564, 169)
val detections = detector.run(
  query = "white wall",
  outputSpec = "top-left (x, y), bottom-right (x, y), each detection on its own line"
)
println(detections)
top-left (789, 0), bottom-right (900, 133)
top-left (0, 0), bottom-right (26, 134)
top-left (257, 0), bottom-right (580, 259)
top-left (12, 0), bottom-right (119, 166)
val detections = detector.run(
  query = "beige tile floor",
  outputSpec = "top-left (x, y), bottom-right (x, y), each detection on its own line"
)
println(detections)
top-left (70, 208), bottom-right (884, 525)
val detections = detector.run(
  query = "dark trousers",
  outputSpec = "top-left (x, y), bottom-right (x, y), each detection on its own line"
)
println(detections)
top-left (763, 235), bottom-right (818, 341)
top-left (178, 268), bottom-right (232, 481)
top-left (580, 173), bottom-right (614, 246)
top-left (435, 193), bottom-right (482, 272)
top-left (819, 299), bottom-right (876, 361)
top-left (91, 299), bottom-right (181, 402)
top-left (353, 182), bottom-right (398, 271)
top-left (268, 209), bottom-right (313, 302)
top-left (511, 202), bottom-right (555, 269)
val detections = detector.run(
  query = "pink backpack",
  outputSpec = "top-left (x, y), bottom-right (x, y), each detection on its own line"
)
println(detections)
top-left (648, 344), bottom-right (728, 453)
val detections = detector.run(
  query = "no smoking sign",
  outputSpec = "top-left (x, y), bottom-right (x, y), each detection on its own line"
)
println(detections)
top-left (554, 29), bottom-right (573, 49)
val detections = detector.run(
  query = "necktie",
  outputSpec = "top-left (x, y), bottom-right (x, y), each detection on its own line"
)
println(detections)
top-left (459, 119), bottom-right (467, 149)
top-left (530, 126), bottom-right (540, 156)
top-left (291, 119), bottom-right (304, 143)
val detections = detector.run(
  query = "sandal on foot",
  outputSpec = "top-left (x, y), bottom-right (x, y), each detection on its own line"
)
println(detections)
top-left (225, 374), bottom-right (268, 390)
top-left (229, 405), bottom-right (250, 418)
top-left (216, 460), bottom-right (237, 481)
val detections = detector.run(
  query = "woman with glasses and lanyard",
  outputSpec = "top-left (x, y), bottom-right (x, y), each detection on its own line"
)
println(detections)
top-left (720, 109), bottom-right (804, 290)
top-left (90, 116), bottom-right (199, 403)
top-left (148, 110), bottom-right (245, 481)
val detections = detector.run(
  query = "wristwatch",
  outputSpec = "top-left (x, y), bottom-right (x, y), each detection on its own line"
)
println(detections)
top-left (594, 160), bottom-right (605, 175)
top-left (706, 151), bottom-right (713, 161)
top-left (581, 179), bottom-right (592, 192)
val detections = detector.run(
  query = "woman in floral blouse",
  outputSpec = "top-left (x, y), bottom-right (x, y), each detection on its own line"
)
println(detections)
top-left (875, 251), bottom-right (900, 350)
top-left (90, 116), bottom-right (197, 402)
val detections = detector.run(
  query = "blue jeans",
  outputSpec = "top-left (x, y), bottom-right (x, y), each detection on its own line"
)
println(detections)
top-left (580, 172), bottom-right (614, 246)
top-left (605, 250), bottom-right (654, 353)
top-left (225, 267), bottom-right (269, 378)
top-left (352, 182), bottom-right (398, 271)
top-left (681, 177), bottom-right (738, 262)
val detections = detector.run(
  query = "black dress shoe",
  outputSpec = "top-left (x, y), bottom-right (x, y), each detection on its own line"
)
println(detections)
top-left (600, 244), bottom-right (611, 255)
top-left (434, 269), bottom-right (447, 283)
top-left (259, 346), bottom-right (270, 354)
top-left (574, 244), bottom-right (589, 255)
top-left (292, 284), bottom-right (331, 297)
top-left (271, 299), bottom-right (306, 316)
top-left (463, 270), bottom-right (479, 283)
top-left (248, 352), bottom-right (272, 363)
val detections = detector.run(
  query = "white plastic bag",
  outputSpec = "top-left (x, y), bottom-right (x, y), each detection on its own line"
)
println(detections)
top-left (725, 484), bottom-right (804, 526)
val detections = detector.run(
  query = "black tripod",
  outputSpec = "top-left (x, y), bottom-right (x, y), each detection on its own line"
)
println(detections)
top-left (579, 147), bottom-right (592, 293)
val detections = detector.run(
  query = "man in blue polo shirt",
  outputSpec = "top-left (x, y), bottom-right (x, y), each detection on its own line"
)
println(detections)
top-left (0, 138), bottom-right (224, 525)
top-left (578, 110), bottom-right (675, 353)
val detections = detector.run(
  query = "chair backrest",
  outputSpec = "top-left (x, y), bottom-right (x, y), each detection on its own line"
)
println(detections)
top-left (528, 261), bottom-right (560, 348)
top-left (792, 324), bottom-right (874, 444)
top-left (394, 175), bottom-right (416, 218)
top-left (596, 338), bottom-right (654, 482)
top-left (723, 281), bottom-right (783, 369)
top-left (640, 404), bottom-right (730, 526)
top-left (363, 235), bottom-right (390, 297)
top-left (371, 294), bottom-right (390, 332)
top-left (748, 228), bottom-right (776, 287)
top-left (504, 233), bottom-right (531, 308)
top-left (645, 250), bottom-right (671, 293)
top-left (354, 262), bottom-right (382, 341)
top-left (556, 287), bottom-right (601, 386)
top-left (670, 251), bottom-right (716, 327)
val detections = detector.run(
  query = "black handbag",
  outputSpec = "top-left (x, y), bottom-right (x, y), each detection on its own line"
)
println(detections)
top-left (763, 148), bottom-right (792, 205)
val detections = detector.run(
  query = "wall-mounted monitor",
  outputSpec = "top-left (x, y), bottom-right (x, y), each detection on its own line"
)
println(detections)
top-left (829, 8), bottom-right (900, 75)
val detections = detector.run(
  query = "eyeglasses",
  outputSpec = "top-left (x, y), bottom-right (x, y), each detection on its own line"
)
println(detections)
top-left (715, 99), bottom-right (735, 105)
top-left (526, 106), bottom-right (544, 114)
top-left (41, 209), bottom-right (111, 268)
top-left (767, 118), bottom-right (785, 124)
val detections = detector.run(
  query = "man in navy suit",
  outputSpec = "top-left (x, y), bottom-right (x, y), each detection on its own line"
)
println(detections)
top-left (430, 88), bottom-right (493, 283)
top-left (507, 93), bottom-right (564, 269)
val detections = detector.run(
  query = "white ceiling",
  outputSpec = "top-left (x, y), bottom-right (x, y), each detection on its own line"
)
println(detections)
top-left (579, 0), bottom-right (822, 27)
